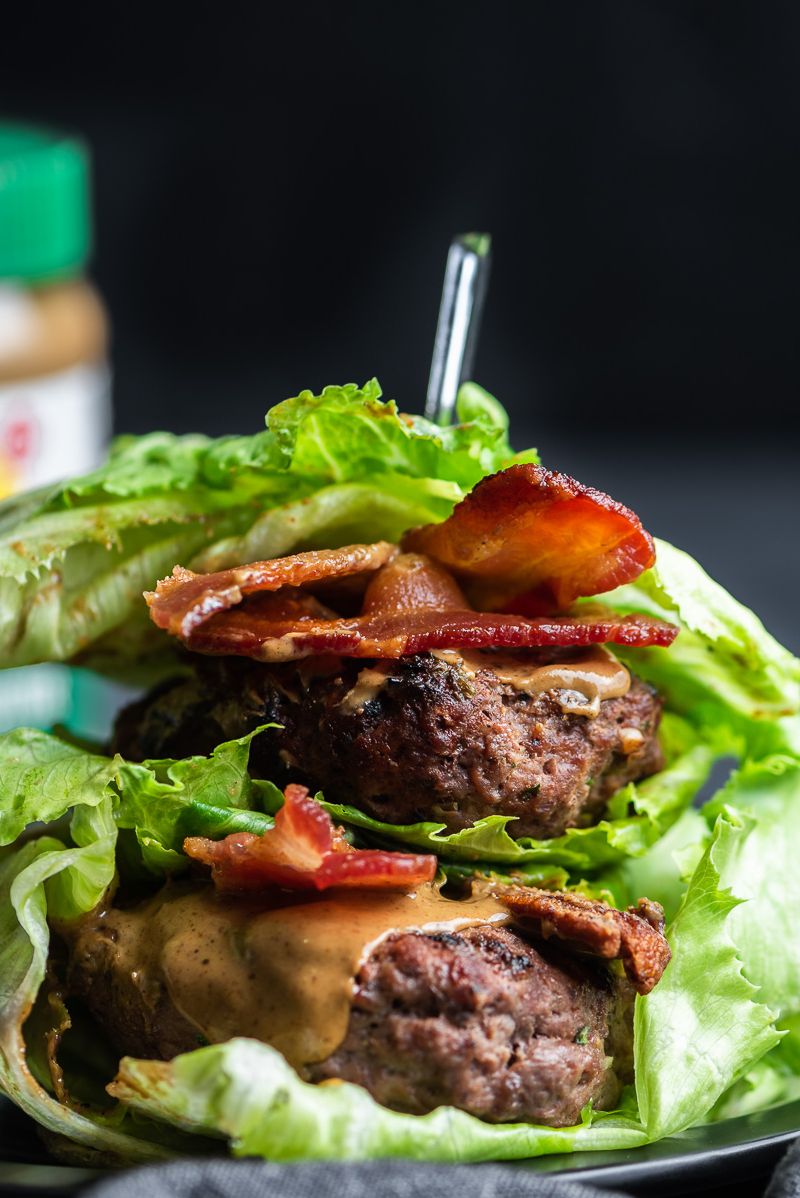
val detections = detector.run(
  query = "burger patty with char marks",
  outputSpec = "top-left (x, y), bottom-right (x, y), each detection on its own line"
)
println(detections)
top-left (64, 903), bottom-right (633, 1128)
top-left (114, 650), bottom-right (663, 840)
top-left (311, 924), bottom-right (633, 1125)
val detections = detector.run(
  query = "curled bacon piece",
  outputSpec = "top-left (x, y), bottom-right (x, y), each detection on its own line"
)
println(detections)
top-left (184, 783), bottom-right (437, 892)
top-left (402, 464), bottom-right (656, 613)
top-left (147, 542), bottom-right (396, 639)
top-left (499, 886), bottom-right (671, 995)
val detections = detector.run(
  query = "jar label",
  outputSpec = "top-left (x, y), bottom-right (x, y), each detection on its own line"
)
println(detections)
top-left (0, 361), bottom-right (111, 497)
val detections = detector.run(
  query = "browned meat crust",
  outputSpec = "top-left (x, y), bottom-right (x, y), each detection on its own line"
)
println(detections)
top-left (311, 924), bottom-right (633, 1126)
top-left (498, 888), bottom-right (670, 994)
top-left (113, 651), bottom-right (663, 840)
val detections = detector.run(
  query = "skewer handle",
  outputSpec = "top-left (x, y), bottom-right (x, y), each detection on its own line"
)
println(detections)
top-left (424, 232), bottom-right (492, 425)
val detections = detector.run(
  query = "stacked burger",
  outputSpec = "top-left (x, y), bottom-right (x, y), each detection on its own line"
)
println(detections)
top-left (0, 382), bottom-right (796, 1166)
top-left (66, 462), bottom-right (675, 1129)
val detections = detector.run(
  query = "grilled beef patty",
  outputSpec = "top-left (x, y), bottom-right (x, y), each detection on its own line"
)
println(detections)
top-left (114, 651), bottom-right (663, 839)
top-left (65, 895), bottom-right (632, 1127)
top-left (311, 924), bottom-right (632, 1125)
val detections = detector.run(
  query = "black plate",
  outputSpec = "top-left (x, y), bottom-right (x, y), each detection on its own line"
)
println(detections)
top-left (0, 1096), bottom-right (797, 1197)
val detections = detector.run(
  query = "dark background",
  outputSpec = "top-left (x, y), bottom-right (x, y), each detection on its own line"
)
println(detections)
top-left (4, 1), bottom-right (799, 652)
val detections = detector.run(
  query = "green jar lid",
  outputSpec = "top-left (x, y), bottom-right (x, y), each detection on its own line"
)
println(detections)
top-left (0, 122), bottom-right (92, 281)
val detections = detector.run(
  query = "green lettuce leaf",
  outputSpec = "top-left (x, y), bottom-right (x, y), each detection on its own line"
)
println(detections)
top-left (110, 1040), bottom-right (647, 1162)
top-left (0, 382), bottom-right (528, 669)
top-left (599, 806), bottom-right (709, 922)
top-left (598, 757), bottom-right (800, 1135)
top-left (0, 726), bottom-right (278, 877)
top-left (0, 803), bottom-right (172, 1163)
top-left (115, 730), bottom-right (278, 872)
top-left (708, 1015), bottom-right (800, 1122)
top-left (264, 379), bottom-right (532, 491)
top-left (0, 727), bottom-right (121, 846)
top-left (632, 808), bottom-right (780, 1138)
top-left (702, 756), bottom-right (800, 1017)
top-left (604, 539), bottom-right (800, 754)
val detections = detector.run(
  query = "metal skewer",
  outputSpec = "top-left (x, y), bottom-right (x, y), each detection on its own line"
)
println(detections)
top-left (424, 232), bottom-right (492, 425)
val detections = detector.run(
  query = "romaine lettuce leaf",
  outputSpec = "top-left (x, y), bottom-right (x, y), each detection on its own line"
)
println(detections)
top-left (265, 379), bottom-right (533, 492)
top-left (115, 730), bottom-right (278, 872)
top-left (0, 382), bottom-right (527, 670)
top-left (0, 726), bottom-right (278, 877)
top-left (602, 759), bottom-right (800, 1131)
top-left (599, 806), bottom-right (709, 922)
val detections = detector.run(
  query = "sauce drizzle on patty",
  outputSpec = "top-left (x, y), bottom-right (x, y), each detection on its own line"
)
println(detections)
top-left (69, 883), bottom-right (510, 1070)
top-left (431, 645), bottom-right (631, 718)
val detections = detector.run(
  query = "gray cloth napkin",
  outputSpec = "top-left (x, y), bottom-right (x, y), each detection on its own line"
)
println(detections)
top-left (767, 1136), bottom-right (800, 1198)
top-left (85, 1145), bottom-right (800, 1198)
top-left (84, 1159), bottom-right (629, 1198)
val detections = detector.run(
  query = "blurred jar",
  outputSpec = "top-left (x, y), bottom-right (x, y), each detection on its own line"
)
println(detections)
top-left (0, 123), bottom-right (122, 741)
top-left (0, 123), bottom-right (110, 496)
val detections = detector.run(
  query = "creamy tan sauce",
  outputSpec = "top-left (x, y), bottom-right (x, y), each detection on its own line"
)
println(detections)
top-left (431, 645), bottom-right (630, 718)
top-left (337, 665), bottom-right (394, 713)
top-left (93, 884), bottom-right (509, 1070)
top-left (257, 632), bottom-right (309, 663)
top-left (618, 726), bottom-right (645, 755)
top-left (330, 646), bottom-right (630, 718)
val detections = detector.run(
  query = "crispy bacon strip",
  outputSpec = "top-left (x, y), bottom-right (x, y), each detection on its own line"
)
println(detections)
top-left (402, 464), bottom-right (656, 613)
top-left (144, 464), bottom-right (676, 658)
top-left (147, 542), bottom-right (396, 639)
top-left (184, 783), bottom-right (437, 892)
top-left (150, 553), bottom-right (678, 661)
top-left (499, 886), bottom-right (670, 995)
top-left (186, 594), bottom-right (678, 660)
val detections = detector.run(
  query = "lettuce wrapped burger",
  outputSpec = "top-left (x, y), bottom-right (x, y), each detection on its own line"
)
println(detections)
top-left (0, 381), bottom-right (798, 1166)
